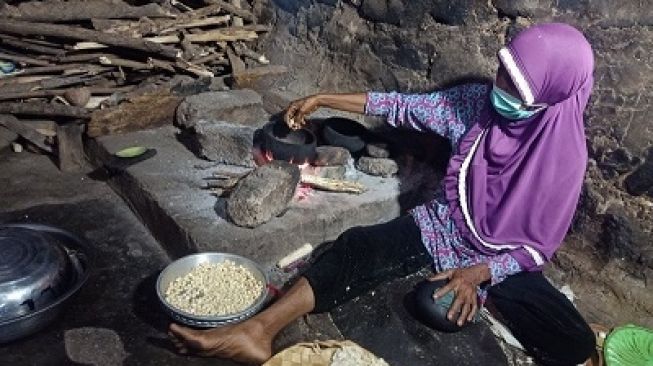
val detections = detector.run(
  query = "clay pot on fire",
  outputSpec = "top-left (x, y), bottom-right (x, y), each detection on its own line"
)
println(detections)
top-left (262, 122), bottom-right (317, 164)
top-left (322, 117), bottom-right (368, 153)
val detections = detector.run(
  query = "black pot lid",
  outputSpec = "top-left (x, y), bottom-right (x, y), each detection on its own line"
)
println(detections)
top-left (0, 226), bottom-right (76, 321)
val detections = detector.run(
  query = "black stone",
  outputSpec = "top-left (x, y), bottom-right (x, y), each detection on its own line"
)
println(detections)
top-left (625, 148), bottom-right (653, 196)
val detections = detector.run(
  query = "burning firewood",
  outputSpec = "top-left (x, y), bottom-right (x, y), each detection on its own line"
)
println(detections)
top-left (300, 175), bottom-right (367, 195)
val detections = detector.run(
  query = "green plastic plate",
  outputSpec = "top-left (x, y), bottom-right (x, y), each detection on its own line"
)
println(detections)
top-left (604, 324), bottom-right (653, 366)
top-left (115, 146), bottom-right (147, 158)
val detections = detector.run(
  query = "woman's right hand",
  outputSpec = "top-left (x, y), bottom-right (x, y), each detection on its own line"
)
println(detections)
top-left (284, 95), bottom-right (322, 130)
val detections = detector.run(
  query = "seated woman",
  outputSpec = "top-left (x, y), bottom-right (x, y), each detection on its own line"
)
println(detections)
top-left (169, 23), bottom-right (598, 366)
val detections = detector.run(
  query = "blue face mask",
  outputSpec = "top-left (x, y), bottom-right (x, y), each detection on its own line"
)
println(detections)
top-left (490, 84), bottom-right (545, 120)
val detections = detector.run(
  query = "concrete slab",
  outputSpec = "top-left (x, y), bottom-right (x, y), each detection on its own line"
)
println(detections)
top-left (0, 153), bottom-right (336, 365)
top-left (331, 271), bottom-right (509, 366)
top-left (86, 126), bottom-right (439, 269)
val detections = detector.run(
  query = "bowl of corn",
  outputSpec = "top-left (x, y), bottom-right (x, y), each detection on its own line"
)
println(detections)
top-left (156, 252), bottom-right (269, 328)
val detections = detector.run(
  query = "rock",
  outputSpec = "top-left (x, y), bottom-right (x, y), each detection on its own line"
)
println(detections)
top-left (357, 156), bottom-right (398, 177)
top-left (314, 146), bottom-right (351, 166)
top-left (365, 142), bottom-right (390, 158)
top-left (493, 0), bottom-right (554, 18)
top-left (193, 120), bottom-right (257, 167)
top-left (359, 0), bottom-right (404, 25)
top-left (598, 147), bottom-right (639, 177)
top-left (176, 90), bottom-right (269, 129)
top-left (226, 161), bottom-right (300, 228)
top-left (601, 208), bottom-right (650, 267)
top-left (316, 165), bottom-right (347, 180)
top-left (625, 148), bottom-right (653, 196)
top-left (0, 125), bottom-right (18, 151)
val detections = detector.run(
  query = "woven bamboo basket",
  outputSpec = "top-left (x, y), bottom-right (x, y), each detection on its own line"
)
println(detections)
top-left (263, 340), bottom-right (384, 366)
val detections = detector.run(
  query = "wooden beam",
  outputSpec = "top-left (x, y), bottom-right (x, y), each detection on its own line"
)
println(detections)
top-left (0, 102), bottom-right (90, 119)
top-left (0, 114), bottom-right (53, 153)
top-left (0, 20), bottom-right (180, 59)
top-left (56, 123), bottom-right (85, 172)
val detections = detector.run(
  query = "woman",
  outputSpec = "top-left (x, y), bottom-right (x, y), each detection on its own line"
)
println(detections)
top-left (169, 23), bottom-right (597, 366)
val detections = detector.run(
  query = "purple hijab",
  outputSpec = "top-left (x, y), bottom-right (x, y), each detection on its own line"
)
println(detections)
top-left (444, 23), bottom-right (594, 271)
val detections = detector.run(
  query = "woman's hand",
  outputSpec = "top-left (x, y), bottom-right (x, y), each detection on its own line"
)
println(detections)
top-left (284, 95), bottom-right (322, 130)
top-left (429, 263), bottom-right (491, 326)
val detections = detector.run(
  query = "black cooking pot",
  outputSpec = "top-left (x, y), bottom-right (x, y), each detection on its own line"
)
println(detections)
top-left (322, 117), bottom-right (368, 153)
top-left (413, 279), bottom-right (467, 333)
top-left (263, 123), bottom-right (317, 163)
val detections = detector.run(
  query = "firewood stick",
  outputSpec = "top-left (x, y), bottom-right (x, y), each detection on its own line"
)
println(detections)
top-left (0, 20), bottom-right (180, 59)
top-left (160, 16), bottom-right (232, 33)
top-left (1, 0), bottom-right (174, 22)
top-left (234, 42), bottom-right (269, 64)
top-left (98, 55), bottom-right (174, 73)
top-left (0, 36), bottom-right (65, 56)
top-left (0, 114), bottom-right (53, 153)
top-left (0, 85), bottom-right (134, 101)
top-left (0, 102), bottom-right (90, 119)
top-left (201, 177), bottom-right (240, 189)
top-left (191, 52), bottom-right (225, 65)
top-left (145, 28), bottom-right (258, 43)
top-left (175, 59), bottom-right (214, 77)
top-left (57, 53), bottom-right (108, 63)
top-left (203, 0), bottom-right (254, 22)
top-left (300, 175), bottom-right (367, 194)
top-left (230, 0), bottom-right (244, 27)
top-left (1, 63), bottom-right (108, 77)
top-left (0, 51), bottom-right (52, 66)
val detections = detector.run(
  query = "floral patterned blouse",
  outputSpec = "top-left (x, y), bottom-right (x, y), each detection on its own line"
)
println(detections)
top-left (365, 83), bottom-right (522, 301)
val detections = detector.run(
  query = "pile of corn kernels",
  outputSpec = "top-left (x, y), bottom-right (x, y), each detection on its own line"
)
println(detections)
top-left (164, 260), bottom-right (263, 316)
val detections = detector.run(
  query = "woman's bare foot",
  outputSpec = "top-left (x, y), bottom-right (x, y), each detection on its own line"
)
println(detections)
top-left (169, 318), bottom-right (272, 364)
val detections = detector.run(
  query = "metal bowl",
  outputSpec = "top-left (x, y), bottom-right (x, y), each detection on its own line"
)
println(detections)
top-left (0, 224), bottom-right (89, 343)
top-left (156, 252), bottom-right (269, 328)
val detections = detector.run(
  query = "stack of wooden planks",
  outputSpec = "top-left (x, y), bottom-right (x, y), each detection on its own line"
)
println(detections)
top-left (0, 0), bottom-right (282, 171)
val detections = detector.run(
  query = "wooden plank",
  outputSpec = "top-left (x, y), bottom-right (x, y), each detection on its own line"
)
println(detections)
top-left (0, 102), bottom-right (90, 119)
top-left (56, 123), bottom-right (85, 172)
top-left (0, 114), bottom-right (53, 153)
top-left (0, 19), bottom-right (180, 59)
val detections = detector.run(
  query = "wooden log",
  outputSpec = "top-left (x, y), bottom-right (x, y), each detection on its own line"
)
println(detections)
top-left (175, 59), bottom-right (214, 77)
top-left (0, 51), bottom-right (52, 66)
top-left (0, 114), bottom-right (53, 153)
top-left (234, 42), bottom-right (269, 64)
top-left (0, 63), bottom-right (108, 77)
top-left (1, 0), bottom-right (173, 22)
top-left (0, 102), bottom-right (90, 119)
top-left (145, 28), bottom-right (258, 43)
top-left (232, 65), bottom-right (288, 87)
top-left (87, 90), bottom-right (181, 137)
top-left (0, 20), bottom-right (180, 59)
top-left (0, 36), bottom-right (65, 56)
top-left (300, 175), bottom-right (367, 194)
top-left (56, 123), bottom-right (85, 172)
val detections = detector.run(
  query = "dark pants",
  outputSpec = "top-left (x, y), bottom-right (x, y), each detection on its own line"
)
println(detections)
top-left (303, 216), bottom-right (595, 366)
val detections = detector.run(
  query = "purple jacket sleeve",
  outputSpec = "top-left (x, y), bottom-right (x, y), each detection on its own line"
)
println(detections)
top-left (365, 84), bottom-right (488, 144)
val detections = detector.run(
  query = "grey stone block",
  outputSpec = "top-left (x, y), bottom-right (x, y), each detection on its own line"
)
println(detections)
top-left (176, 89), bottom-right (269, 128)
top-left (193, 120), bottom-right (256, 167)
top-left (366, 142), bottom-right (391, 158)
top-left (314, 146), bottom-right (351, 166)
top-left (227, 161), bottom-right (300, 228)
top-left (357, 156), bottom-right (398, 177)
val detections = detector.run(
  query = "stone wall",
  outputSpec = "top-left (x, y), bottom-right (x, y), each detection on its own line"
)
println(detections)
top-left (254, 0), bottom-right (653, 324)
